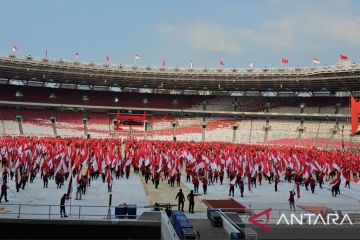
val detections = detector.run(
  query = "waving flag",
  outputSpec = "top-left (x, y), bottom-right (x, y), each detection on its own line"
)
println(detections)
top-left (312, 57), bottom-right (320, 64)
top-left (351, 96), bottom-right (360, 135)
top-left (190, 61), bottom-right (193, 69)
top-left (12, 44), bottom-right (17, 52)
top-left (161, 59), bottom-right (165, 67)
top-left (134, 54), bottom-right (141, 60)
top-left (339, 54), bottom-right (348, 60)
top-left (105, 55), bottom-right (110, 62)
top-left (249, 60), bottom-right (253, 68)
top-left (281, 58), bottom-right (288, 64)
top-left (219, 60), bottom-right (225, 66)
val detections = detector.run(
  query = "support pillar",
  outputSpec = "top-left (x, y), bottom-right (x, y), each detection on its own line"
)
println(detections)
top-left (202, 101), bottom-right (207, 122)
top-left (16, 115), bottom-right (23, 135)
top-left (296, 123), bottom-right (306, 146)
top-left (50, 117), bottom-right (57, 136)
top-left (113, 118), bottom-right (119, 138)
top-left (82, 117), bottom-right (88, 138)
top-left (144, 120), bottom-right (149, 140)
top-left (172, 121), bottom-right (178, 141)
top-left (201, 122), bottom-right (207, 142)
top-left (262, 119), bottom-right (271, 143)
top-left (129, 125), bottom-right (132, 139)
top-left (232, 124), bottom-right (238, 143)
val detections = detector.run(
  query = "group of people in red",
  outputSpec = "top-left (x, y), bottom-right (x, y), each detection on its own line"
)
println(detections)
top-left (0, 136), bottom-right (359, 211)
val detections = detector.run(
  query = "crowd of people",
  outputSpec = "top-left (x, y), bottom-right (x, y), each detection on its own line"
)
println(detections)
top-left (0, 136), bottom-right (359, 213)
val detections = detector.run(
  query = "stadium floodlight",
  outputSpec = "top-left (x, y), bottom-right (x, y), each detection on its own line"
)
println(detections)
top-left (114, 97), bottom-right (119, 103)
top-left (15, 91), bottom-right (23, 98)
top-left (82, 95), bottom-right (89, 102)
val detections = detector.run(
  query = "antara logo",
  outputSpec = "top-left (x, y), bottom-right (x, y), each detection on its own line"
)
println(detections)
top-left (248, 208), bottom-right (353, 232)
top-left (248, 208), bottom-right (273, 232)
top-left (276, 213), bottom-right (353, 225)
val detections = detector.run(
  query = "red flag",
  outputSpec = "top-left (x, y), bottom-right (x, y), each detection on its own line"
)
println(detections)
top-left (281, 58), bottom-right (288, 64)
top-left (351, 96), bottom-right (360, 135)
top-left (219, 60), bottom-right (224, 66)
top-left (105, 55), bottom-right (110, 62)
top-left (339, 54), bottom-right (348, 60)
top-left (312, 57), bottom-right (320, 64)
top-left (12, 44), bottom-right (17, 52)
top-left (106, 167), bottom-right (112, 185)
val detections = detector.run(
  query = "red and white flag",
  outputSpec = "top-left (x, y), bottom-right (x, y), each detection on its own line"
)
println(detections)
top-left (134, 54), bottom-right (141, 60)
top-left (219, 59), bottom-right (225, 66)
top-left (339, 54), bottom-right (348, 60)
top-left (281, 58), bottom-right (288, 64)
top-left (105, 55), bottom-right (110, 62)
top-left (12, 44), bottom-right (17, 52)
top-left (312, 57), bottom-right (320, 64)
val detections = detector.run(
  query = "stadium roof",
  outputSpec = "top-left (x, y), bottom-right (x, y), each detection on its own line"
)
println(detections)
top-left (0, 55), bottom-right (359, 93)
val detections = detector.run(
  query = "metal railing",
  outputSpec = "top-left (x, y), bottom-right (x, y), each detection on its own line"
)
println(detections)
top-left (1, 55), bottom-right (359, 75)
top-left (0, 203), bottom-right (146, 221)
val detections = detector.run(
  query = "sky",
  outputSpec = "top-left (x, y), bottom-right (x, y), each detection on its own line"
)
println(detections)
top-left (0, 0), bottom-right (360, 68)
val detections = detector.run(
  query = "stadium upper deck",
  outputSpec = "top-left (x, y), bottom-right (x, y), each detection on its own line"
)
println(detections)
top-left (0, 55), bottom-right (359, 93)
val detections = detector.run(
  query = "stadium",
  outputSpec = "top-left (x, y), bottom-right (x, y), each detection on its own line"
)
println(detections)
top-left (1, 1), bottom-right (360, 240)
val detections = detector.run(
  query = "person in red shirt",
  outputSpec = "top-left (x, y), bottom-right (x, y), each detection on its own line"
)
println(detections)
top-left (288, 191), bottom-right (296, 211)
top-left (176, 172), bottom-right (181, 187)
top-left (186, 166), bottom-right (191, 183)
top-left (201, 176), bottom-right (207, 194)
top-left (310, 178), bottom-right (316, 194)
top-left (192, 175), bottom-right (199, 193)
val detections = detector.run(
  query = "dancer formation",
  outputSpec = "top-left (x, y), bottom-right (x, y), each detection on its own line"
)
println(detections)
top-left (0, 136), bottom-right (359, 205)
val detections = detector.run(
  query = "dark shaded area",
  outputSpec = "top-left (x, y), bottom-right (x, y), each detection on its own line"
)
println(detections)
top-left (252, 224), bottom-right (360, 239)
top-left (0, 218), bottom-right (161, 239)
